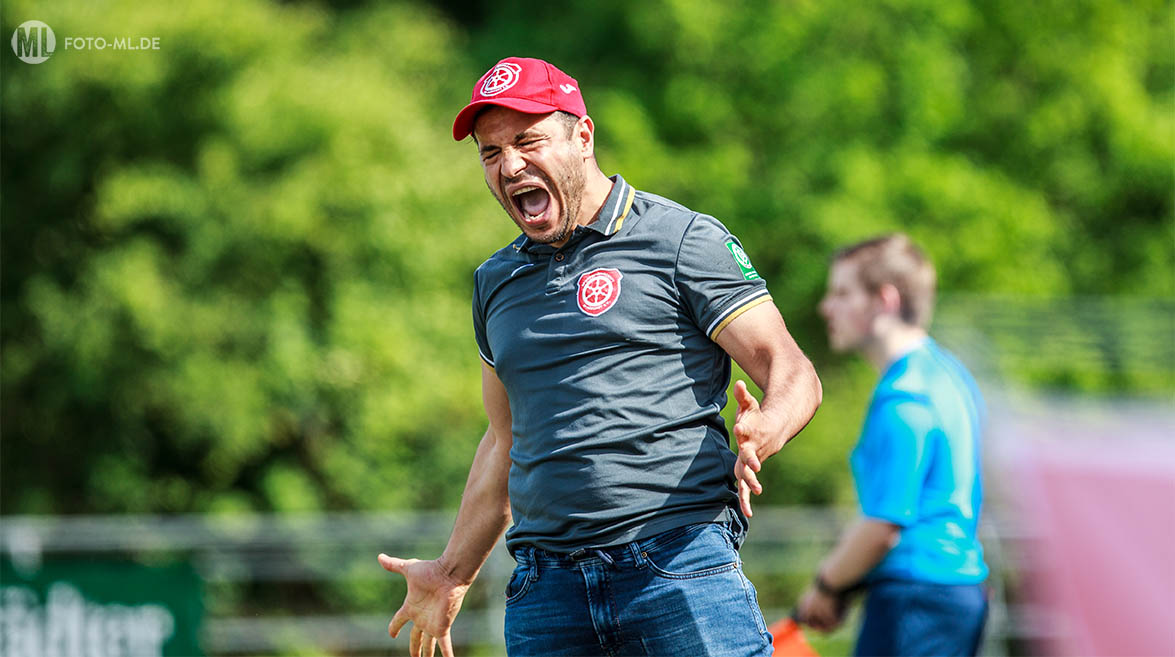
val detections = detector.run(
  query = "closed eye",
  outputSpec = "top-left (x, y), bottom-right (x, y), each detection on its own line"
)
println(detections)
top-left (515, 130), bottom-right (548, 148)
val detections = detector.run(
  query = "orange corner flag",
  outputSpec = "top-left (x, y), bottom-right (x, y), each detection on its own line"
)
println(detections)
top-left (768, 616), bottom-right (820, 657)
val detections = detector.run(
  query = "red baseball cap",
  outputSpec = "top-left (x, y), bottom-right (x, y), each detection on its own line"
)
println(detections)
top-left (452, 57), bottom-right (587, 141)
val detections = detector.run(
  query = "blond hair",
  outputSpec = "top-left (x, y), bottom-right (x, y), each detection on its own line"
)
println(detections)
top-left (834, 234), bottom-right (937, 328)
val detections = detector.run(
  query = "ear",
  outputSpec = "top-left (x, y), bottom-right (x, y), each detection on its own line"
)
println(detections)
top-left (576, 115), bottom-right (595, 159)
top-left (876, 283), bottom-right (903, 316)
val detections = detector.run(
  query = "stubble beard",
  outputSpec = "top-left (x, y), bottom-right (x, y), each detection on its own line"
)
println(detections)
top-left (489, 159), bottom-right (585, 245)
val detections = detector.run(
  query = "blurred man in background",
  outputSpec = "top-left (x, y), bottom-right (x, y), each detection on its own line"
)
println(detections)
top-left (378, 57), bottom-right (822, 657)
top-left (797, 234), bottom-right (988, 656)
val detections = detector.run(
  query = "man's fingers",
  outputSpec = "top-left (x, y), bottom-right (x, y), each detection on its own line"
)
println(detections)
top-left (739, 477), bottom-right (754, 517)
top-left (818, 612), bottom-right (837, 632)
top-left (733, 416), bottom-right (760, 448)
top-left (425, 635), bottom-right (437, 657)
top-left (440, 632), bottom-right (456, 657)
top-left (733, 420), bottom-right (750, 443)
top-left (804, 604), bottom-right (828, 631)
top-left (736, 445), bottom-right (763, 491)
top-left (388, 606), bottom-right (410, 638)
top-left (733, 380), bottom-right (758, 412)
top-left (742, 465), bottom-right (762, 495)
top-left (733, 380), bottom-right (752, 406)
top-left (732, 380), bottom-right (761, 446)
top-left (733, 454), bottom-right (762, 497)
top-left (410, 626), bottom-right (423, 657)
top-left (810, 599), bottom-right (841, 632)
top-left (740, 446), bottom-right (762, 472)
top-left (378, 553), bottom-right (408, 574)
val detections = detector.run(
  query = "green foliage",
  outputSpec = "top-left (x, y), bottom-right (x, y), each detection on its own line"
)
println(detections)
top-left (466, 0), bottom-right (1174, 503)
top-left (1, 0), bottom-right (516, 514)
top-left (3, 3), bottom-right (1170, 654)
top-left (471, 0), bottom-right (1172, 298)
top-left (2, 0), bottom-right (1171, 521)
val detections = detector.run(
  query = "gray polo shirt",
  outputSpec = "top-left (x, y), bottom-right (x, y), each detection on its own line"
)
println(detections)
top-left (473, 175), bottom-right (772, 553)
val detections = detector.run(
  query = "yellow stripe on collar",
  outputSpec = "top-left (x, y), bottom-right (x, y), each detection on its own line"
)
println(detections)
top-left (610, 186), bottom-right (636, 235)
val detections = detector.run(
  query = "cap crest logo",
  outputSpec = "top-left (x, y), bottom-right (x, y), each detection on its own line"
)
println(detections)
top-left (576, 268), bottom-right (622, 316)
top-left (481, 62), bottom-right (522, 97)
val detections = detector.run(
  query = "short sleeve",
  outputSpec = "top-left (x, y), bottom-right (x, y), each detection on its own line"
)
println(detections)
top-left (472, 270), bottom-right (494, 368)
top-left (852, 397), bottom-right (936, 527)
top-left (675, 214), bottom-right (771, 340)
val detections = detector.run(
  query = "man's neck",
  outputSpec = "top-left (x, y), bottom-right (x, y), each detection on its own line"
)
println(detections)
top-left (579, 169), bottom-right (617, 229)
top-left (863, 323), bottom-right (928, 372)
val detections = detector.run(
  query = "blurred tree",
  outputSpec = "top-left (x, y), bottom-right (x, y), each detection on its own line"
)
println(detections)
top-left (460, 0), bottom-right (1172, 300)
top-left (4, 6), bottom-right (1168, 654)
top-left (456, 0), bottom-right (1173, 502)
top-left (1, 0), bottom-right (517, 514)
top-left (2, 0), bottom-right (1171, 518)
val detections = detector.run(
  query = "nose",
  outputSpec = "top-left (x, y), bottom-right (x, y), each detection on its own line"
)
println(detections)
top-left (500, 147), bottom-right (527, 178)
top-left (818, 297), bottom-right (831, 319)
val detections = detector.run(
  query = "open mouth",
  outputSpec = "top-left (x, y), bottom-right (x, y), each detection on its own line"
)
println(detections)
top-left (510, 185), bottom-right (552, 225)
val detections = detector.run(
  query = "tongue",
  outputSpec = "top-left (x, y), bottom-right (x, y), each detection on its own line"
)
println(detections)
top-left (518, 189), bottom-right (550, 217)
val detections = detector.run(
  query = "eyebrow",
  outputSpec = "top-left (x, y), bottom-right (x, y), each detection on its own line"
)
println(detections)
top-left (479, 129), bottom-right (545, 155)
top-left (513, 129), bottom-right (543, 141)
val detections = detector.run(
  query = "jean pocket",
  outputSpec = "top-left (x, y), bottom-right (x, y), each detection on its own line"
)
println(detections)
top-left (504, 564), bottom-right (534, 604)
top-left (641, 524), bottom-right (739, 580)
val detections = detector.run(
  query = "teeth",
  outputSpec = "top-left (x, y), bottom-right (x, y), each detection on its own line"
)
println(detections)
top-left (511, 186), bottom-right (540, 197)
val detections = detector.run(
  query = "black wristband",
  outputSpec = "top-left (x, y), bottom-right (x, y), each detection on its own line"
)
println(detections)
top-left (814, 573), bottom-right (842, 597)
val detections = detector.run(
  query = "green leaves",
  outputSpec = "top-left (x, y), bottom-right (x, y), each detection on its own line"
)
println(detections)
top-left (2, 0), bottom-right (509, 514)
top-left (2, 0), bottom-right (1170, 516)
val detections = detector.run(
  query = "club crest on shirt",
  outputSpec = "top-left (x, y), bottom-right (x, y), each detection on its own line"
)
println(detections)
top-left (576, 268), bottom-right (623, 316)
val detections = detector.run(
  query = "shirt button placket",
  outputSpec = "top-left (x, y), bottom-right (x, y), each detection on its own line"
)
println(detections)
top-left (546, 252), bottom-right (566, 294)
top-left (547, 250), bottom-right (571, 293)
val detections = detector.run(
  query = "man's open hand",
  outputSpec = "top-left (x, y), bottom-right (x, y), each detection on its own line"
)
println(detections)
top-left (378, 554), bottom-right (471, 657)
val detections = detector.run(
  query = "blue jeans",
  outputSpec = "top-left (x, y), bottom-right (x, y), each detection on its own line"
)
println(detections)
top-left (855, 579), bottom-right (988, 657)
top-left (504, 522), bottom-right (773, 657)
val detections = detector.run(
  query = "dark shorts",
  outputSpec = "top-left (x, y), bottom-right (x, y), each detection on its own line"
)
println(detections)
top-left (855, 579), bottom-right (988, 657)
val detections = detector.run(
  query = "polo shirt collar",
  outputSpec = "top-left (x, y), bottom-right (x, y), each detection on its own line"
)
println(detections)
top-left (587, 174), bottom-right (636, 237)
top-left (519, 174), bottom-right (636, 253)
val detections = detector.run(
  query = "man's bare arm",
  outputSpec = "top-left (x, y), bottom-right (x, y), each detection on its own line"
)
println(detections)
top-left (436, 363), bottom-right (513, 583)
top-left (378, 363), bottom-right (513, 657)
top-left (714, 301), bottom-right (822, 516)
top-left (797, 518), bottom-right (900, 631)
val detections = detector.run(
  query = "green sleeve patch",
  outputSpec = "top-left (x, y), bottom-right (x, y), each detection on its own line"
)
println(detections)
top-left (726, 240), bottom-right (760, 280)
